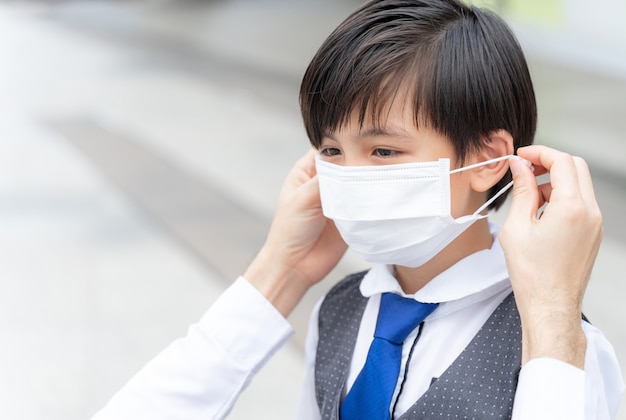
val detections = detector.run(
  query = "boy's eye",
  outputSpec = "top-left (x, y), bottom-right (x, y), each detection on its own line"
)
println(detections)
top-left (320, 147), bottom-right (342, 157)
top-left (373, 148), bottom-right (398, 158)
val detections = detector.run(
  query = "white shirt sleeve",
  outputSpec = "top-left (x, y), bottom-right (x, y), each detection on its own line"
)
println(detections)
top-left (512, 321), bottom-right (624, 420)
top-left (91, 277), bottom-right (293, 420)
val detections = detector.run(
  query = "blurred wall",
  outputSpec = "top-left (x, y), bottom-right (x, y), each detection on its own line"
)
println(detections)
top-left (473, 0), bottom-right (626, 79)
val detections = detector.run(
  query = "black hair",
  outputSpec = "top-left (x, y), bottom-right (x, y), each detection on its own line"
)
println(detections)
top-left (299, 0), bottom-right (537, 210)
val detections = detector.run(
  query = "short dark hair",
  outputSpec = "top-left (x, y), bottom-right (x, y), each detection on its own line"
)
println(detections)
top-left (299, 0), bottom-right (537, 210)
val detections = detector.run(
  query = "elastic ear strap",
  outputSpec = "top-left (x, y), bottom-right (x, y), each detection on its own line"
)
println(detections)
top-left (473, 180), bottom-right (514, 215)
top-left (449, 155), bottom-right (513, 174)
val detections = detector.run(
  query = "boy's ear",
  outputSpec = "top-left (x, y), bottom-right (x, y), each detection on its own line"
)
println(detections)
top-left (469, 129), bottom-right (514, 193)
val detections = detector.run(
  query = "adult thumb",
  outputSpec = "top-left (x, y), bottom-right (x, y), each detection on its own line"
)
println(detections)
top-left (506, 157), bottom-right (540, 222)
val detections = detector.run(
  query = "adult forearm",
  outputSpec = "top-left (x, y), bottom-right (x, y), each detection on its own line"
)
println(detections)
top-left (244, 246), bottom-right (311, 318)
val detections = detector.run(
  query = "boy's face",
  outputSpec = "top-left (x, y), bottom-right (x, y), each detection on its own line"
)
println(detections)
top-left (317, 90), bottom-right (485, 219)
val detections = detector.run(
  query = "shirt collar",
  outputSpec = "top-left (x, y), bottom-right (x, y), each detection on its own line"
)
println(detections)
top-left (360, 223), bottom-right (510, 304)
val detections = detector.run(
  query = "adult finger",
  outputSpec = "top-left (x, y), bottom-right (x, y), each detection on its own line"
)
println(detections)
top-left (517, 145), bottom-right (580, 199)
top-left (536, 182), bottom-right (551, 207)
top-left (572, 156), bottom-right (599, 208)
top-left (302, 148), bottom-right (318, 177)
top-left (297, 175), bottom-right (323, 210)
top-left (282, 149), bottom-right (318, 192)
top-left (291, 148), bottom-right (318, 178)
top-left (505, 156), bottom-right (541, 222)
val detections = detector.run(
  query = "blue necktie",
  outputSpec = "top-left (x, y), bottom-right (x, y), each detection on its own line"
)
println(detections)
top-left (340, 293), bottom-right (438, 420)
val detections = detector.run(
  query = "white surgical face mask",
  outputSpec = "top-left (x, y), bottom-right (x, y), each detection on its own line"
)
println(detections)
top-left (316, 154), bottom-right (522, 268)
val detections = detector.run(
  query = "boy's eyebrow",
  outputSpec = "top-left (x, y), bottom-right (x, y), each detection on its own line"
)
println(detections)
top-left (322, 126), bottom-right (413, 141)
top-left (358, 126), bottom-right (413, 140)
top-left (321, 131), bottom-right (338, 141)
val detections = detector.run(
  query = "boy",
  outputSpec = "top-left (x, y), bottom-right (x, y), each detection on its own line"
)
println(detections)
top-left (93, 0), bottom-right (623, 419)
top-left (294, 0), bottom-right (622, 418)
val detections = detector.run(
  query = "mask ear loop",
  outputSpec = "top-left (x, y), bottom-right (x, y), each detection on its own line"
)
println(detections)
top-left (449, 155), bottom-right (513, 174)
top-left (473, 180), bottom-right (514, 215)
top-left (448, 155), bottom-right (534, 216)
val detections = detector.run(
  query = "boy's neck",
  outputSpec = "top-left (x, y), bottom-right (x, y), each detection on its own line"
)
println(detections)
top-left (394, 219), bottom-right (494, 295)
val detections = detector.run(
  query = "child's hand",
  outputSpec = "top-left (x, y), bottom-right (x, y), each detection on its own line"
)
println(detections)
top-left (499, 145), bottom-right (603, 368)
top-left (244, 150), bottom-right (347, 317)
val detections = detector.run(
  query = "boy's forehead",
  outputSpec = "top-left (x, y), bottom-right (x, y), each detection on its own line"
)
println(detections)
top-left (325, 106), bottom-right (429, 142)
top-left (325, 116), bottom-right (405, 139)
top-left (326, 89), bottom-right (425, 138)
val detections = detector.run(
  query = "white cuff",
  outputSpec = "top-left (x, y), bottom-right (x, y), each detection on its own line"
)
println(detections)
top-left (200, 276), bottom-right (294, 372)
top-left (513, 358), bottom-right (584, 420)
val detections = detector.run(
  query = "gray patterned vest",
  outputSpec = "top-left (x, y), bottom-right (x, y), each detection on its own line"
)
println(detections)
top-left (314, 271), bottom-right (522, 419)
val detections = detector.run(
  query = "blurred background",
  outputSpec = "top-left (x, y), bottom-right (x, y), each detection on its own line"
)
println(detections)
top-left (0, 0), bottom-right (624, 418)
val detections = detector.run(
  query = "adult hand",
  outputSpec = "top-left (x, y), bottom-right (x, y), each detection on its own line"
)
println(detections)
top-left (245, 149), bottom-right (347, 317)
top-left (499, 145), bottom-right (603, 368)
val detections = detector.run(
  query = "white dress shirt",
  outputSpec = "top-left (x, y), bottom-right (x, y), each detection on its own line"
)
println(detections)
top-left (296, 226), bottom-right (624, 419)
top-left (92, 227), bottom-right (624, 420)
